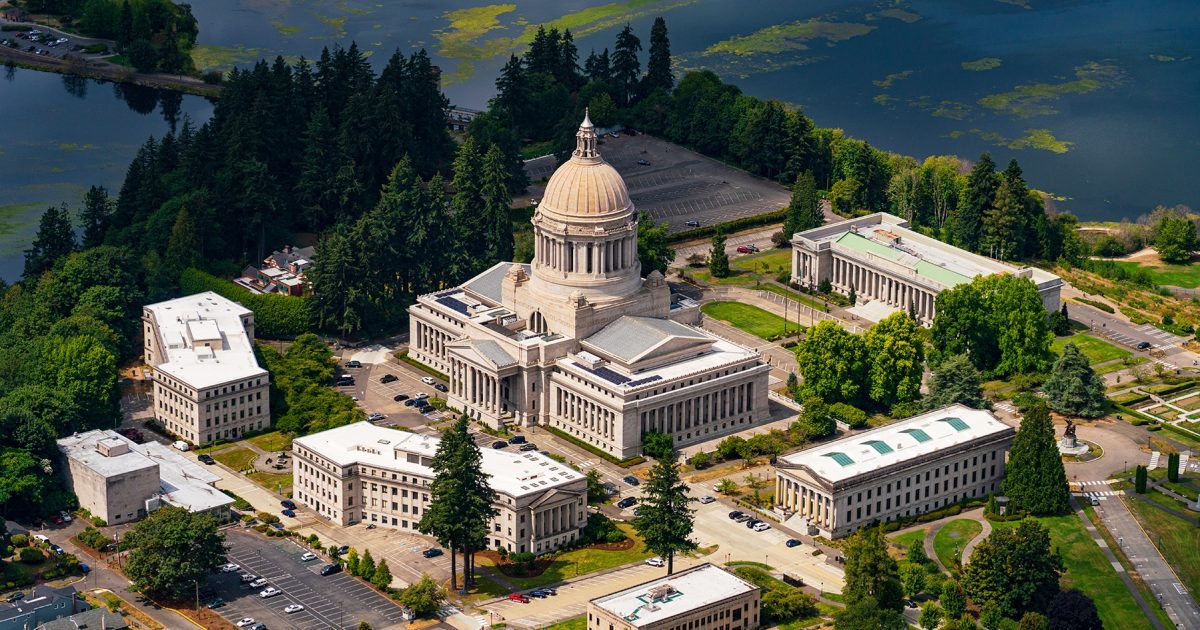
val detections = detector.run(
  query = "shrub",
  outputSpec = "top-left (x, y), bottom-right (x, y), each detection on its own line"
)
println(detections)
top-left (828, 402), bottom-right (869, 429)
top-left (179, 268), bottom-right (309, 338)
top-left (1074, 297), bottom-right (1115, 314)
top-left (666, 209), bottom-right (787, 244)
top-left (91, 516), bottom-right (107, 527)
top-left (78, 527), bottom-right (110, 550)
top-left (257, 512), bottom-right (280, 524)
top-left (19, 548), bottom-right (43, 564)
top-left (10, 534), bottom-right (28, 548)
top-left (202, 70), bottom-right (224, 84)
top-left (509, 551), bottom-right (536, 571)
top-left (581, 513), bottom-right (628, 545)
top-left (688, 451), bottom-right (712, 469)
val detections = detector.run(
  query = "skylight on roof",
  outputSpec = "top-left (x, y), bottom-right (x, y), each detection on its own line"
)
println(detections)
top-left (864, 440), bottom-right (893, 455)
top-left (939, 417), bottom-right (969, 431)
top-left (823, 452), bottom-right (854, 466)
top-left (900, 428), bottom-right (931, 443)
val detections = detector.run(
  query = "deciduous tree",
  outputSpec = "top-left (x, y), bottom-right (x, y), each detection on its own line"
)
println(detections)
top-left (963, 518), bottom-right (1062, 617)
top-left (940, 577), bottom-right (966, 619)
top-left (919, 602), bottom-right (943, 630)
top-left (795, 396), bottom-right (835, 440)
top-left (637, 212), bottom-right (674, 275)
top-left (124, 506), bottom-right (226, 600)
top-left (844, 526), bottom-right (904, 613)
top-left (400, 574), bottom-right (446, 618)
top-left (796, 321), bottom-right (868, 404)
top-left (1046, 589), bottom-right (1101, 630)
top-left (864, 312), bottom-right (925, 407)
top-left (1002, 402), bottom-right (1070, 515)
top-left (1154, 214), bottom-right (1196, 264)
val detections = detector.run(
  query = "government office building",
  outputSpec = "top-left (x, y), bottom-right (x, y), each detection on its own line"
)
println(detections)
top-left (774, 404), bottom-right (1014, 539)
top-left (588, 563), bottom-right (760, 630)
top-left (143, 292), bottom-right (270, 446)
top-left (292, 422), bottom-right (587, 554)
top-left (407, 113), bottom-right (770, 458)
top-left (791, 213), bottom-right (1062, 325)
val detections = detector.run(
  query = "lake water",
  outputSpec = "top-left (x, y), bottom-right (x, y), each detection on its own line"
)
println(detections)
top-left (2, 0), bottom-right (1197, 280)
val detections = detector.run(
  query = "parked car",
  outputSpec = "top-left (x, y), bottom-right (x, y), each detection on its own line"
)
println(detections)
top-left (249, 624), bottom-right (266, 630)
top-left (434, 383), bottom-right (448, 392)
top-left (51, 516), bottom-right (63, 525)
top-left (79, 563), bottom-right (90, 574)
top-left (239, 574), bottom-right (256, 583)
top-left (320, 563), bottom-right (342, 576)
top-left (745, 518), bottom-right (761, 529)
top-left (645, 557), bottom-right (664, 567)
top-left (415, 392), bottom-right (430, 400)
top-left (508, 435), bottom-right (527, 445)
top-left (519, 443), bottom-right (538, 451)
top-left (206, 597), bottom-right (225, 609)
top-left (172, 440), bottom-right (190, 452)
top-left (249, 578), bottom-right (268, 588)
top-left (492, 441), bottom-right (508, 449)
top-left (393, 393), bottom-right (409, 402)
top-left (735, 245), bottom-right (759, 254)
top-left (403, 399), bottom-right (416, 406)
top-left (734, 514), bottom-right (752, 523)
top-left (785, 539), bottom-right (801, 548)
top-left (637, 159), bottom-right (651, 166)
top-left (335, 377), bottom-right (354, 386)
top-left (281, 499), bottom-right (296, 510)
top-left (337, 545), bottom-right (350, 555)
top-left (698, 496), bottom-right (716, 504)
top-left (1136, 341), bottom-right (1152, 350)
top-left (219, 563), bottom-right (240, 573)
top-left (259, 587), bottom-right (281, 598)
top-left (235, 618), bottom-right (256, 628)
top-left (380, 374), bottom-right (398, 384)
top-left (281, 509), bottom-right (295, 518)
top-left (527, 589), bottom-right (548, 598)
top-left (685, 220), bottom-right (700, 227)
top-left (284, 604), bottom-right (305, 613)
top-left (5, 592), bottom-right (24, 603)
top-left (422, 548), bottom-right (443, 558)
top-left (752, 522), bottom-right (771, 532)
top-left (421, 376), bottom-right (436, 385)
top-left (198, 454), bottom-right (216, 465)
top-left (508, 593), bottom-right (530, 603)
top-left (345, 360), bottom-right (362, 368)
top-left (300, 552), bottom-right (317, 561)
top-left (49, 544), bottom-right (65, 555)
top-left (33, 534), bottom-right (50, 543)
top-left (538, 587), bottom-right (557, 596)
top-left (617, 497), bottom-right (637, 509)
top-left (623, 475), bottom-right (640, 486)
top-left (367, 412), bottom-right (386, 422)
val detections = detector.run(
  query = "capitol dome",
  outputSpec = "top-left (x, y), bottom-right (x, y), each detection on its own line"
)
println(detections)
top-left (539, 112), bottom-right (633, 220)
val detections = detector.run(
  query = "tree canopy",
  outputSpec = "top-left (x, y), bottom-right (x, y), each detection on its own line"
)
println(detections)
top-left (963, 518), bottom-right (1062, 618)
top-left (796, 320), bottom-right (868, 404)
top-left (124, 506), bottom-right (227, 600)
top-left (924, 354), bottom-right (987, 410)
top-left (633, 449), bottom-right (696, 574)
top-left (1043, 343), bottom-right (1107, 417)
top-left (932, 274), bottom-right (1052, 376)
top-left (1001, 402), bottom-right (1070, 515)
top-left (843, 526), bottom-right (904, 613)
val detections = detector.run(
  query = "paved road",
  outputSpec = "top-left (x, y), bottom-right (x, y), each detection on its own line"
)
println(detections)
top-left (1066, 288), bottom-right (1199, 370)
top-left (1094, 496), bottom-right (1200, 628)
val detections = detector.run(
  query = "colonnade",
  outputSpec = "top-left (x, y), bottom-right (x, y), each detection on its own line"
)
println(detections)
top-left (451, 358), bottom-right (506, 417)
top-left (532, 502), bottom-right (577, 539)
top-left (555, 385), bottom-right (617, 440)
top-left (414, 319), bottom-right (451, 358)
top-left (536, 233), bottom-right (637, 276)
top-left (830, 256), bottom-right (936, 321)
top-left (776, 476), bottom-right (833, 531)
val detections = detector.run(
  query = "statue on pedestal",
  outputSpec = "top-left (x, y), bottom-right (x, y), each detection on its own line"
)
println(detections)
top-left (1064, 418), bottom-right (1077, 447)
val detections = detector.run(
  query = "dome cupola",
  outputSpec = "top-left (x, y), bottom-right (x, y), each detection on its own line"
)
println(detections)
top-left (538, 109), bottom-right (634, 221)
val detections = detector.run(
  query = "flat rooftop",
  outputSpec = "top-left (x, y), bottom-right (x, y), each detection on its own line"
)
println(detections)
top-left (58, 430), bottom-right (158, 478)
top-left (293, 422), bottom-right (582, 498)
top-left (145, 292), bottom-right (266, 389)
top-left (779, 404), bottom-right (1013, 483)
top-left (562, 329), bottom-right (758, 393)
top-left (591, 564), bottom-right (757, 627)
top-left (796, 213), bottom-right (1060, 290)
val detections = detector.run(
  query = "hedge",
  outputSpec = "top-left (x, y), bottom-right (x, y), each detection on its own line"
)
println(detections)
top-left (829, 403), bottom-right (869, 429)
top-left (1144, 379), bottom-right (1200, 396)
top-left (1163, 422), bottom-right (1200, 441)
top-left (396, 351), bottom-right (449, 382)
top-left (543, 425), bottom-right (645, 467)
top-left (179, 268), bottom-right (310, 338)
top-left (1073, 297), bottom-right (1115, 314)
top-left (666, 209), bottom-right (787, 244)
top-left (1109, 391), bottom-right (1150, 406)
top-left (1115, 404), bottom-right (1158, 426)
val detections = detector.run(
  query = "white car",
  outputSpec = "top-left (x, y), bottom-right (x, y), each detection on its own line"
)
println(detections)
top-left (236, 619), bottom-right (256, 628)
top-left (284, 604), bottom-right (305, 613)
top-left (33, 534), bottom-right (50, 543)
top-left (249, 578), bottom-right (268, 588)
top-left (219, 563), bottom-right (240, 573)
top-left (415, 392), bottom-right (429, 400)
top-left (645, 556), bottom-right (664, 567)
top-left (421, 376), bottom-right (436, 385)
top-left (300, 552), bottom-right (316, 561)
top-left (259, 587), bottom-right (281, 598)
top-left (59, 511), bottom-right (73, 522)
top-left (752, 522), bottom-right (771, 532)
top-left (698, 496), bottom-right (716, 504)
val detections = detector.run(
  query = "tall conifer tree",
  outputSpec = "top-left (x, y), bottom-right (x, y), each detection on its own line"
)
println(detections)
top-left (1001, 402), bottom-right (1070, 515)
top-left (953, 153), bottom-right (998, 253)
top-left (633, 449), bottom-right (695, 574)
top-left (644, 17), bottom-right (673, 94)
top-left (611, 24), bottom-right (642, 107)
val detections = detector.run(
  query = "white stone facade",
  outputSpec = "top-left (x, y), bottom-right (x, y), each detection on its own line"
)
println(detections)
top-left (408, 115), bottom-right (771, 458)
top-left (773, 405), bottom-right (1014, 539)
top-left (143, 292), bottom-right (270, 445)
top-left (791, 213), bottom-right (1062, 324)
top-left (292, 422), bottom-right (587, 554)
top-left (588, 563), bottom-right (761, 630)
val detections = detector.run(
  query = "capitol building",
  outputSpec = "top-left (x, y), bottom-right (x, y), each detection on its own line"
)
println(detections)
top-left (408, 113), bottom-right (770, 458)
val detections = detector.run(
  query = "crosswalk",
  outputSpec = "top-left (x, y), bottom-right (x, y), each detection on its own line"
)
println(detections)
top-left (1149, 451), bottom-right (1161, 470)
top-left (1077, 479), bottom-right (1112, 487)
top-left (993, 402), bottom-right (1017, 414)
top-left (1135, 324), bottom-right (1187, 346)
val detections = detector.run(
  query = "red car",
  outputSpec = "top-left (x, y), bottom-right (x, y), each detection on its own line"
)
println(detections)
top-left (735, 245), bottom-right (759, 254)
top-left (508, 593), bottom-right (531, 603)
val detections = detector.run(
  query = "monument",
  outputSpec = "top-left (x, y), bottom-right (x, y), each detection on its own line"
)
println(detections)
top-left (1058, 417), bottom-right (1090, 457)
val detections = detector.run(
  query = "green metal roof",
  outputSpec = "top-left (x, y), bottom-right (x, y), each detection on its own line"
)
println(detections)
top-left (835, 232), bottom-right (900, 260)
top-left (900, 428), bottom-right (932, 443)
top-left (823, 452), bottom-right (855, 467)
top-left (939, 417), bottom-right (970, 431)
top-left (864, 440), bottom-right (893, 455)
top-left (916, 260), bottom-right (970, 287)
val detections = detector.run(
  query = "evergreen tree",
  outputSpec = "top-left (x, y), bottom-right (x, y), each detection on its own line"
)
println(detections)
top-left (359, 549), bottom-right (376, 579)
top-left (164, 207), bottom-right (199, 274)
top-left (24, 205), bottom-right (77, 281)
top-left (708, 230), bottom-right (729, 278)
top-left (307, 229), bottom-right (366, 337)
top-left (906, 539), bottom-right (928, 566)
top-left (983, 178), bottom-right (1023, 260)
top-left (643, 17), bottom-right (673, 95)
top-left (1043, 343), bottom-right (1107, 417)
top-left (1134, 465), bottom-right (1147, 493)
top-left (372, 559), bottom-right (392, 589)
top-left (1046, 589), bottom-right (1102, 630)
top-left (493, 55), bottom-right (532, 135)
top-left (79, 185), bottom-right (113, 248)
top-left (117, 0), bottom-right (132, 47)
top-left (480, 144), bottom-right (514, 264)
top-left (584, 48), bottom-right (612, 83)
top-left (449, 137), bottom-right (486, 281)
top-left (1154, 214), bottom-right (1197, 264)
top-left (963, 519), bottom-right (1063, 618)
top-left (919, 602), bottom-right (943, 630)
top-left (783, 171), bottom-right (822, 238)
top-left (843, 526), bottom-right (904, 613)
top-left (633, 448), bottom-right (696, 574)
top-left (611, 24), bottom-right (642, 107)
top-left (1168, 452), bottom-right (1180, 483)
top-left (953, 153), bottom-right (998, 252)
top-left (848, 284), bottom-right (856, 306)
top-left (1001, 402), bottom-right (1070, 515)
top-left (556, 29), bottom-right (582, 89)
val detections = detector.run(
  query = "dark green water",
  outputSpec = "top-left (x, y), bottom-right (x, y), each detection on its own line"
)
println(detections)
top-left (2, 0), bottom-right (1197, 280)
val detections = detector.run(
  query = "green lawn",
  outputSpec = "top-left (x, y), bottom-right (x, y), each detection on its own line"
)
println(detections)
top-left (483, 523), bottom-right (653, 589)
top-left (1126, 497), bottom-right (1200, 599)
top-left (732, 248), bottom-right (792, 273)
top-left (686, 266), bottom-right (760, 287)
top-left (1095, 356), bottom-right (1147, 375)
top-left (1039, 514), bottom-right (1150, 629)
top-left (755, 283), bottom-right (830, 312)
top-left (213, 447), bottom-right (258, 471)
top-left (248, 471), bottom-right (293, 495)
top-left (1109, 260), bottom-right (1200, 288)
top-left (701, 301), bottom-right (800, 340)
top-left (887, 528), bottom-right (927, 552)
top-left (1052, 334), bottom-right (1131, 364)
top-left (544, 617), bottom-right (587, 630)
top-left (247, 431), bottom-right (293, 453)
top-left (933, 519), bottom-right (982, 569)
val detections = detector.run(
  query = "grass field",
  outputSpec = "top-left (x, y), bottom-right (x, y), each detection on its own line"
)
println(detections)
top-left (248, 471), bottom-right (293, 495)
top-left (213, 447), bottom-right (257, 471)
top-left (686, 266), bottom-right (759, 287)
top-left (1126, 497), bottom-right (1200, 602)
top-left (1109, 260), bottom-right (1200, 288)
top-left (933, 519), bottom-right (982, 569)
top-left (1095, 356), bottom-right (1147, 375)
top-left (701, 301), bottom-right (800, 339)
top-left (1041, 513), bottom-right (1152, 628)
top-left (481, 522), bottom-right (653, 589)
top-left (1051, 334), bottom-right (1131, 364)
top-left (544, 617), bottom-right (587, 630)
top-left (247, 431), bottom-right (292, 452)
top-left (732, 248), bottom-right (792, 273)
top-left (887, 528), bottom-right (927, 552)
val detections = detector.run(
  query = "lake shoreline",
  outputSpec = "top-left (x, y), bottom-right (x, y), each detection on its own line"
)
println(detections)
top-left (0, 45), bottom-right (222, 98)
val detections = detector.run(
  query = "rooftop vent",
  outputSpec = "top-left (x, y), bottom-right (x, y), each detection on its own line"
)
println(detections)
top-left (647, 584), bottom-right (677, 602)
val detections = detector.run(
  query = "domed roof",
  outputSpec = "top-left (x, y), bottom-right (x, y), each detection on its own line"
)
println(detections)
top-left (539, 111), bottom-right (633, 219)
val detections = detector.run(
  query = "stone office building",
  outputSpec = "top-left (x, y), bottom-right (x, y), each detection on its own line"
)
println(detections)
top-left (292, 422), bottom-right (587, 554)
top-left (774, 404), bottom-right (1014, 539)
top-left (791, 212), bottom-right (1062, 324)
top-left (588, 564), bottom-right (761, 630)
top-left (407, 112), bottom-right (770, 458)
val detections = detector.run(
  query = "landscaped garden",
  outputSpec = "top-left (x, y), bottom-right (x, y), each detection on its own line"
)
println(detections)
top-left (701, 301), bottom-right (800, 340)
top-left (476, 520), bottom-right (653, 589)
top-left (932, 519), bottom-right (982, 569)
top-left (212, 447), bottom-right (258, 471)
top-left (1107, 260), bottom-right (1200, 289)
top-left (1051, 334), bottom-right (1130, 365)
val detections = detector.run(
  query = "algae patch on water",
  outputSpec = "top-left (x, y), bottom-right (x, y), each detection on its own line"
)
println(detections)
top-left (932, 101), bottom-right (971, 120)
top-left (962, 57), bottom-right (1002, 71)
top-left (873, 70), bottom-right (912, 89)
top-left (869, 8), bottom-right (920, 23)
top-left (963, 128), bottom-right (1073, 153)
top-left (1150, 54), bottom-right (1192, 63)
top-left (317, 15), bottom-right (348, 38)
top-left (703, 20), bottom-right (875, 56)
top-left (271, 20), bottom-right (302, 36)
top-left (191, 45), bottom-right (267, 71)
top-left (978, 61), bottom-right (1124, 117)
top-left (436, 4), bottom-right (517, 61)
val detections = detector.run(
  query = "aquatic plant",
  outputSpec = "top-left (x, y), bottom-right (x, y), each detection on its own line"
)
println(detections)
top-left (977, 61), bottom-right (1124, 117)
top-left (961, 57), bottom-right (1001, 71)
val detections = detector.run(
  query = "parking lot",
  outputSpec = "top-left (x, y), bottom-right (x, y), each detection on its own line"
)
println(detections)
top-left (0, 27), bottom-right (109, 61)
top-left (335, 358), bottom-right (448, 429)
top-left (208, 530), bottom-right (406, 630)
top-left (525, 133), bottom-right (791, 232)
